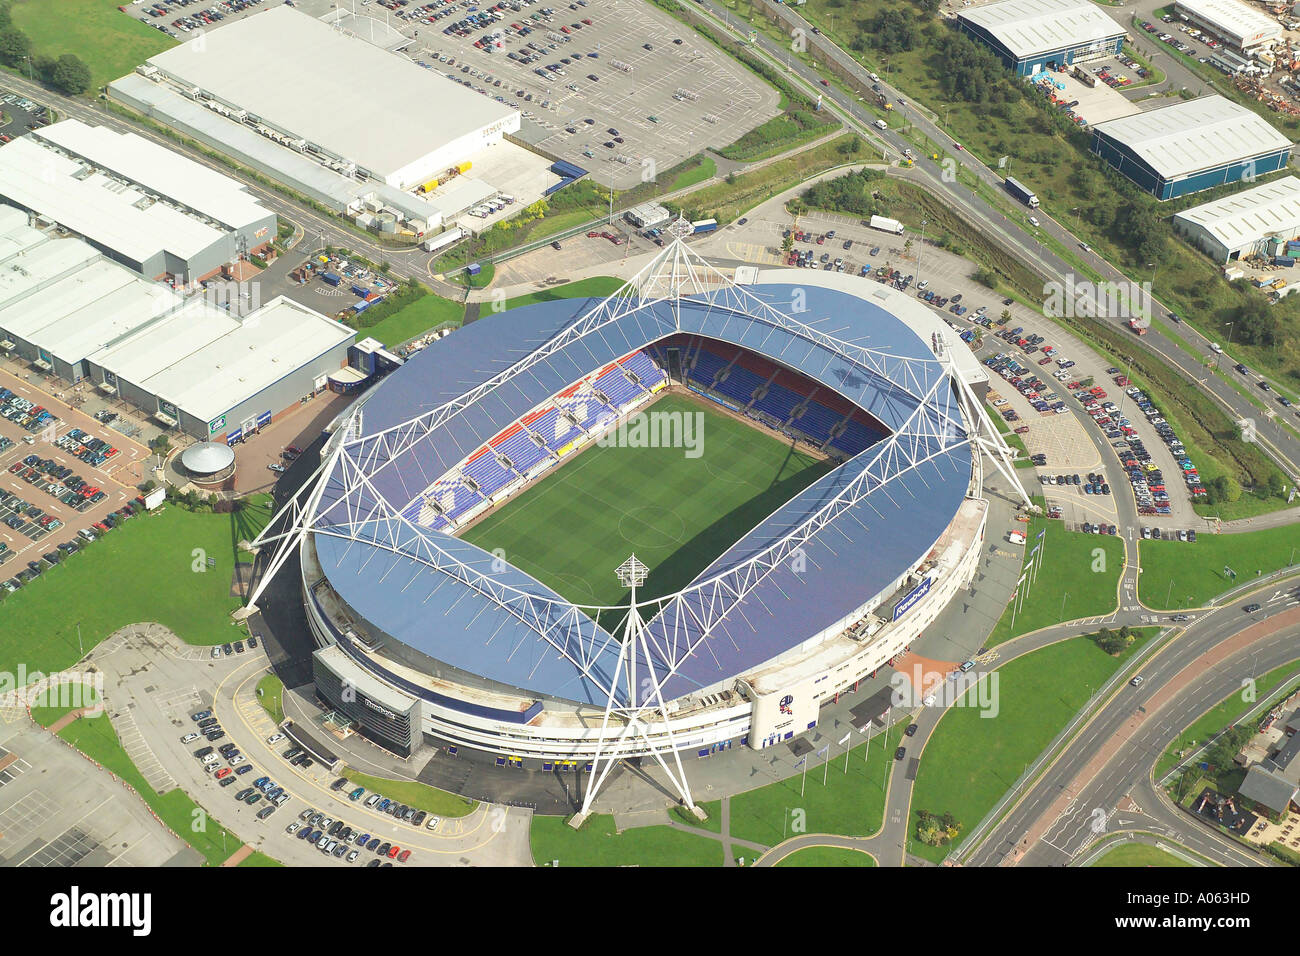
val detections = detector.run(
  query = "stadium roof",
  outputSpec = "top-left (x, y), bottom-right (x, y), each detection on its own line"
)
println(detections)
top-left (311, 282), bottom-right (971, 706)
top-left (33, 119), bottom-right (272, 233)
top-left (144, 6), bottom-right (517, 181)
top-left (1174, 0), bottom-right (1281, 47)
top-left (1173, 175), bottom-right (1300, 249)
top-left (0, 136), bottom-right (226, 267)
top-left (1091, 96), bottom-right (1292, 179)
top-left (957, 0), bottom-right (1125, 59)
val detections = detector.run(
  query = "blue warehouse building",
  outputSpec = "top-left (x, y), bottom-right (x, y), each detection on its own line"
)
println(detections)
top-left (1090, 96), bottom-right (1293, 201)
top-left (956, 0), bottom-right (1126, 76)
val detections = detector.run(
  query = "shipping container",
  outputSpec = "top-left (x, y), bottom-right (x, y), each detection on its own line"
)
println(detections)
top-left (321, 272), bottom-right (341, 286)
top-left (691, 218), bottom-right (718, 234)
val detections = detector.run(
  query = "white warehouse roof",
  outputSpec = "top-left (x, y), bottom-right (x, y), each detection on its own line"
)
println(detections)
top-left (0, 136), bottom-right (227, 268)
top-left (123, 296), bottom-right (354, 424)
top-left (958, 0), bottom-right (1125, 59)
top-left (1175, 175), bottom-right (1300, 249)
top-left (1174, 0), bottom-right (1281, 47)
top-left (144, 6), bottom-right (518, 184)
top-left (1091, 96), bottom-right (1291, 179)
top-left (32, 119), bottom-right (272, 234)
top-left (0, 226), bottom-right (353, 423)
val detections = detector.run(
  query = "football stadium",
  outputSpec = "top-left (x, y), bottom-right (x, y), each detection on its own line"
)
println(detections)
top-left (251, 244), bottom-right (1021, 812)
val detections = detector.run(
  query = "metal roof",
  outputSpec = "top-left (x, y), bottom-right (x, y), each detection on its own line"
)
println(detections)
top-left (312, 284), bottom-right (971, 706)
top-left (144, 5), bottom-right (518, 182)
top-left (133, 296), bottom-right (354, 423)
top-left (108, 73), bottom-right (451, 226)
top-left (1173, 0), bottom-right (1281, 46)
top-left (181, 441), bottom-right (236, 474)
top-left (958, 0), bottom-right (1125, 59)
top-left (0, 135), bottom-right (226, 267)
top-left (33, 119), bottom-right (272, 233)
top-left (1092, 95), bottom-right (1292, 179)
top-left (1173, 175), bottom-right (1300, 249)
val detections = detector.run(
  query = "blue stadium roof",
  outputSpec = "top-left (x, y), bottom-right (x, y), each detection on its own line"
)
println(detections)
top-left (310, 282), bottom-right (972, 706)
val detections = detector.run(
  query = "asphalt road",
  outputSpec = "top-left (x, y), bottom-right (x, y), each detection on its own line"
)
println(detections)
top-left (685, 0), bottom-right (1300, 482)
top-left (965, 587), bottom-right (1300, 867)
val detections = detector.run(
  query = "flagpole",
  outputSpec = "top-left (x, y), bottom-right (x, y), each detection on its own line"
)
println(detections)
top-left (801, 756), bottom-right (808, 797)
top-left (823, 747), bottom-right (830, 787)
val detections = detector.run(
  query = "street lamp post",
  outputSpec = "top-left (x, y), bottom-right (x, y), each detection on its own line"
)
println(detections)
top-left (916, 219), bottom-right (928, 280)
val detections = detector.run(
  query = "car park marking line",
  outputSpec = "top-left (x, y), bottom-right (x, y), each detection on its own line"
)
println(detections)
top-left (114, 709), bottom-right (175, 794)
top-left (220, 663), bottom-right (504, 856)
top-left (0, 790), bottom-right (55, 845)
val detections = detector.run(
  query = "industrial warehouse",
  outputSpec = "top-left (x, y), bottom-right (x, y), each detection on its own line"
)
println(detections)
top-left (142, 5), bottom-right (519, 191)
top-left (1172, 0), bottom-right (1281, 54)
top-left (955, 0), bottom-right (1126, 76)
top-left (0, 206), bottom-right (354, 442)
top-left (0, 119), bottom-right (276, 281)
top-left (109, 5), bottom-right (549, 239)
top-left (1089, 95), bottom-right (1292, 200)
top-left (1173, 175), bottom-right (1300, 263)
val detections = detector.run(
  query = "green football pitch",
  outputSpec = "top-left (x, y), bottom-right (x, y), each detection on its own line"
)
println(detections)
top-left (460, 393), bottom-right (834, 608)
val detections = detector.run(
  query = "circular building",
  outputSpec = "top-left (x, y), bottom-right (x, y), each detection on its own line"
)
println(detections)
top-left (179, 441), bottom-right (236, 489)
top-left (256, 248), bottom-right (1022, 810)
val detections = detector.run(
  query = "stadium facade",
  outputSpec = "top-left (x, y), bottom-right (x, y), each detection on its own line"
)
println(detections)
top-left (251, 245), bottom-right (1023, 810)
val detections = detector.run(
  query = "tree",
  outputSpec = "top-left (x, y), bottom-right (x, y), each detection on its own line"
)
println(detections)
top-left (0, 27), bottom-right (29, 68)
top-left (972, 267), bottom-right (998, 289)
top-left (781, 233), bottom-right (794, 253)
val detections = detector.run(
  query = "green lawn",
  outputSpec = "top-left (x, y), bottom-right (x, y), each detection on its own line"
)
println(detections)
top-left (1138, 524), bottom-right (1300, 610)
top-left (462, 392), bottom-right (835, 608)
top-left (256, 674), bottom-right (284, 724)
top-left (908, 629), bottom-right (1155, 863)
top-left (986, 507), bottom-right (1124, 645)
top-left (775, 845), bottom-right (876, 867)
top-left (726, 723), bottom-right (906, 847)
top-left (669, 156), bottom-right (716, 191)
top-left (11, 0), bottom-right (176, 93)
top-left (357, 292), bottom-right (464, 348)
top-left (530, 813), bottom-right (723, 866)
top-left (1155, 662), bottom-right (1300, 779)
top-left (31, 691), bottom-right (260, 866)
top-left (503, 276), bottom-right (626, 311)
top-left (340, 768), bottom-right (476, 818)
top-left (1091, 842), bottom-right (1193, 868)
top-left (0, 496), bottom-right (272, 680)
top-left (237, 851), bottom-right (284, 867)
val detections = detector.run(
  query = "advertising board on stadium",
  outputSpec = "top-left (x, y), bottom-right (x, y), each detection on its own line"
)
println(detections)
top-left (892, 576), bottom-right (933, 621)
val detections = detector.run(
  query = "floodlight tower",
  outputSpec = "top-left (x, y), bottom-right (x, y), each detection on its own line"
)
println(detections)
top-left (570, 554), bottom-right (703, 828)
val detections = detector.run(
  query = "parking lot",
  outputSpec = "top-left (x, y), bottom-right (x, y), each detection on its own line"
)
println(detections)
top-left (121, 0), bottom-right (270, 42)
top-left (91, 623), bottom-right (531, 865)
top-left (0, 89), bottom-right (52, 145)
top-left (0, 369), bottom-right (151, 594)
top-left (713, 207), bottom-right (1206, 532)
top-left (0, 717), bottom-right (194, 867)
top-left (290, 0), bottom-right (778, 188)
